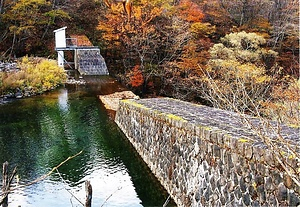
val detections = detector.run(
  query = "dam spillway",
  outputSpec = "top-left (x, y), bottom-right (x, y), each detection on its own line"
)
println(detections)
top-left (75, 48), bottom-right (109, 75)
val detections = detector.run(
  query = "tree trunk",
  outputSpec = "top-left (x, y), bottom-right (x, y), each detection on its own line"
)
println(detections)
top-left (2, 162), bottom-right (8, 207)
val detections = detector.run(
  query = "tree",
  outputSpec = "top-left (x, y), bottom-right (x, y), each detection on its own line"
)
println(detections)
top-left (218, 0), bottom-right (272, 27)
top-left (267, 0), bottom-right (299, 77)
top-left (200, 31), bottom-right (300, 189)
top-left (129, 65), bottom-right (144, 88)
top-left (154, 0), bottom-right (216, 101)
top-left (97, 0), bottom-right (176, 93)
top-left (200, 31), bottom-right (280, 114)
top-left (206, 0), bottom-right (299, 77)
top-left (0, 0), bottom-right (69, 58)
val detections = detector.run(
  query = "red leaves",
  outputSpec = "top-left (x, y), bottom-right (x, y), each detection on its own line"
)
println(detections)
top-left (177, 0), bottom-right (204, 23)
top-left (130, 65), bottom-right (144, 87)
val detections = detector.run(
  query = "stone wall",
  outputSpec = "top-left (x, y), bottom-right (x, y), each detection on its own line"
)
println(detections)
top-left (115, 98), bottom-right (299, 207)
top-left (76, 48), bottom-right (109, 75)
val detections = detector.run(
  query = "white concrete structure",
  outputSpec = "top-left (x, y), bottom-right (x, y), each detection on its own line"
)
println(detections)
top-left (53, 27), bottom-right (67, 67)
top-left (53, 27), bottom-right (108, 75)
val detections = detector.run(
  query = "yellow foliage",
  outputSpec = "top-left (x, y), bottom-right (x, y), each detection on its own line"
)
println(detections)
top-left (202, 32), bottom-right (280, 115)
top-left (191, 22), bottom-right (216, 37)
top-left (255, 75), bottom-right (270, 84)
top-left (1, 56), bottom-right (66, 95)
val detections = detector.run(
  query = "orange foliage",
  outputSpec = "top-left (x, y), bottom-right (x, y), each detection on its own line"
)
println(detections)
top-left (130, 65), bottom-right (144, 87)
top-left (177, 0), bottom-right (204, 23)
top-left (69, 35), bottom-right (93, 46)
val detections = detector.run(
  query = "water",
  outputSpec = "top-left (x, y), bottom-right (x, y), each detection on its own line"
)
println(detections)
top-left (0, 77), bottom-right (175, 207)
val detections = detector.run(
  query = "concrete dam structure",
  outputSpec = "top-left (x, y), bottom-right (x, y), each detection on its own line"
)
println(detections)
top-left (75, 48), bottom-right (108, 75)
top-left (54, 27), bottom-right (109, 76)
top-left (115, 97), bottom-right (299, 207)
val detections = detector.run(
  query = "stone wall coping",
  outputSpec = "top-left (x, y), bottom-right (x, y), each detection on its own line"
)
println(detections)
top-left (119, 98), bottom-right (299, 169)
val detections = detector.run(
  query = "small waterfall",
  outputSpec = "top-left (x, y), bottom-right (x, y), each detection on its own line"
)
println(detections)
top-left (76, 48), bottom-right (109, 75)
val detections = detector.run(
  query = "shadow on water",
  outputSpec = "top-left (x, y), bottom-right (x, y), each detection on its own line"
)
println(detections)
top-left (0, 75), bottom-right (176, 207)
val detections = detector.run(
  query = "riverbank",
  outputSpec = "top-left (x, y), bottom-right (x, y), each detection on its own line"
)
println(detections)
top-left (0, 58), bottom-right (70, 104)
top-left (0, 78), bottom-right (87, 105)
top-left (0, 61), bottom-right (19, 72)
top-left (0, 61), bottom-right (23, 104)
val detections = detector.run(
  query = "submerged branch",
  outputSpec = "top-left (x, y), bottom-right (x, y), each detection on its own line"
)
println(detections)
top-left (0, 150), bottom-right (83, 197)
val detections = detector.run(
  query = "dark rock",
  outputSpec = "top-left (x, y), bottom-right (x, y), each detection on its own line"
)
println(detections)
top-left (240, 178), bottom-right (247, 193)
top-left (277, 183), bottom-right (288, 202)
top-left (15, 91), bottom-right (23, 99)
top-left (289, 192), bottom-right (300, 206)
top-left (243, 192), bottom-right (251, 206)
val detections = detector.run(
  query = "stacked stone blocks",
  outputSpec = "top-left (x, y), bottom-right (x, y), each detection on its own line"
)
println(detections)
top-left (76, 49), bottom-right (109, 75)
top-left (115, 98), bottom-right (299, 207)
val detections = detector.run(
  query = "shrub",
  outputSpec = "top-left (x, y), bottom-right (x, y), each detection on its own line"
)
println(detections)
top-left (200, 31), bottom-right (280, 114)
top-left (0, 56), bottom-right (66, 95)
top-left (261, 77), bottom-right (300, 127)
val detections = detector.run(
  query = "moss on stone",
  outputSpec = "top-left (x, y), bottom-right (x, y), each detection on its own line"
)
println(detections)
top-left (238, 138), bottom-right (249, 143)
top-left (198, 125), bottom-right (212, 131)
top-left (122, 99), bottom-right (150, 110)
top-left (166, 113), bottom-right (187, 122)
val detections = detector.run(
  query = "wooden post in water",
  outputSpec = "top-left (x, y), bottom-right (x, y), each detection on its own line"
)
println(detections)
top-left (2, 162), bottom-right (8, 207)
top-left (85, 180), bottom-right (92, 207)
top-left (1, 162), bottom-right (17, 207)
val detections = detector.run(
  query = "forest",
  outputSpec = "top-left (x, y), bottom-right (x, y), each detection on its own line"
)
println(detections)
top-left (0, 0), bottom-right (299, 124)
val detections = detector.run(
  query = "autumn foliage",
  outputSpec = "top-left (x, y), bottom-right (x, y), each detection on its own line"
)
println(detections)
top-left (0, 56), bottom-right (66, 95)
top-left (0, 0), bottom-right (299, 190)
top-left (0, 0), bottom-right (298, 123)
top-left (129, 65), bottom-right (144, 87)
top-left (177, 0), bottom-right (204, 22)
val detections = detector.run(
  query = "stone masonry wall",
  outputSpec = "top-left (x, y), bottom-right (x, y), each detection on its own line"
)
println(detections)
top-left (76, 48), bottom-right (108, 75)
top-left (115, 98), bottom-right (300, 207)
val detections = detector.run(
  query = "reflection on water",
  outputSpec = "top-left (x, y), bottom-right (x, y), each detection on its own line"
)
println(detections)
top-left (58, 89), bottom-right (69, 112)
top-left (0, 77), bottom-right (175, 207)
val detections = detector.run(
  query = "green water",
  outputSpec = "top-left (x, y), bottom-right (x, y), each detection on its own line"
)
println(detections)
top-left (0, 77), bottom-right (174, 207)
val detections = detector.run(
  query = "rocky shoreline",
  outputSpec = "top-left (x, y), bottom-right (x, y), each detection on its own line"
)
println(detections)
top-left (0, 61), bottom-right (89, 105)
top-left (0, 61), bottom-right (20, 104)
top-left (0, 79), bottom-right (87, 105)
top-left (0, 61), bottom-right (20, 72)
top-left (0, 87), bottom-right (42, 105)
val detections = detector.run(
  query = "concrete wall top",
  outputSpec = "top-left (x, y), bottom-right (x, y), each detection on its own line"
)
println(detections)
top-left (118, 98), bottom-right (299, 165)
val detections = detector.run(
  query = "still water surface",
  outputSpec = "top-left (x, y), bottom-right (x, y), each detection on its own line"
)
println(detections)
top-left (0, 77), bottom-right (174, 207)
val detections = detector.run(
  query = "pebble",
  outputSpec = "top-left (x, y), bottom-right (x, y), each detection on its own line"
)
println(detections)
top-left (0, 61), bottom-right (20, 72)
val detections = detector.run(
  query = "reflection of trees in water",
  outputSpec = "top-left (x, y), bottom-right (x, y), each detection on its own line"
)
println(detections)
top-left (0, 99), bottom-right (43, 180)
top-left (0, 85), bottom-right (174, 206)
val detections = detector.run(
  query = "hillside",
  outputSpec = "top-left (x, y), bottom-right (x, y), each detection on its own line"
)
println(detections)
top-left (0, 0), bottom-right (299, 124)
